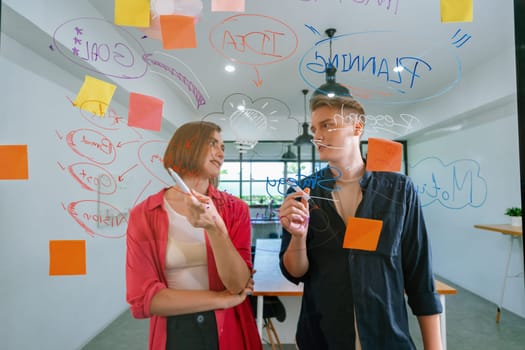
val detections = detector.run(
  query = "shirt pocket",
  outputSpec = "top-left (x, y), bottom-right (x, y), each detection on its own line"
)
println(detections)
top-left (348, 205), bottom-right (404, 258)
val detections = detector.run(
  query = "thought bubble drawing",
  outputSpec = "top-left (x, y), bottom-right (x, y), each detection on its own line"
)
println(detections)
top-left (53, 17), bottom-right (147, 79)
top-left (409, 157), bottom-right (487, 209)
top-left (202, 93), bottom-right (295, 143)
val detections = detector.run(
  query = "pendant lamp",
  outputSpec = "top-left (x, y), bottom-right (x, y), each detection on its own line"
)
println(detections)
top-left (294, 89), bottom-right (313, 146)
top-left (281, 144), bottom-right (297, 160)
top-left (312, 28), bottom-right (351, 98)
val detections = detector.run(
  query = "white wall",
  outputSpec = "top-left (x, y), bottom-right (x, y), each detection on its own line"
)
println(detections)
top-left (407, 100), bottom-right (524, 318)
top-left (0, 34), bottom-right (170, 350)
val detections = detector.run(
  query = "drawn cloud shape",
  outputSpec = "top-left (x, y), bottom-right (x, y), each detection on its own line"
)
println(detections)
top-left (409, 156), bottom-right (487, 209)
top-left (202, 93), bottom-right (297, 142)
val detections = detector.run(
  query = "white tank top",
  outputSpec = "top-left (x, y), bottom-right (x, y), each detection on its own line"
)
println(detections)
top-left (164, 198), bottom-right (209, 290)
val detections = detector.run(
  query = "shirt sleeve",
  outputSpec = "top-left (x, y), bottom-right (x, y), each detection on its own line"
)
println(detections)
top-left (227, 198), bottom-right (253, 270)
top-left (125, 203), bottom-right (167, 319)
top-left (401, 178), bottom-right (443, 316)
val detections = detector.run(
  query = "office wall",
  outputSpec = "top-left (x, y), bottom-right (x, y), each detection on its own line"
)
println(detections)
top-left (407, 100), bottom-right (524, 318)
top-left (0, 34), bottom-right (170, 350)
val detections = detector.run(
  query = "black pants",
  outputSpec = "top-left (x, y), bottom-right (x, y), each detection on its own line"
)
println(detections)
top-left (166, 311), bottom-right (218, 350)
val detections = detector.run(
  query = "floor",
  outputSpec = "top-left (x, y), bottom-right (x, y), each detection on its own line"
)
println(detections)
top-left (82, 277), bottom-right (525, 350)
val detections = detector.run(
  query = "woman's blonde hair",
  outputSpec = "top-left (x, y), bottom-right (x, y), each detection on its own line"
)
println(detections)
top-left (163, 121), bottom-right (222, 186)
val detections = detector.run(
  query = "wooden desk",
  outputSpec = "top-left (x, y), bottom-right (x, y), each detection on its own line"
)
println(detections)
top-left (473, 224), bottom-right (523, 322)
top-left (473, 224), bottom-right (522, 237)
top-left (252, 238), bottom-right (456, 349)
top-left (252, 239), bottom-right (302, 348)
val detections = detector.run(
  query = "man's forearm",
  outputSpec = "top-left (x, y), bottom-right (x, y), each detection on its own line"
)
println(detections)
top-left (418, 314), bottom-right (442, 350)
top-left (283, 235), bottom-right (309, 277)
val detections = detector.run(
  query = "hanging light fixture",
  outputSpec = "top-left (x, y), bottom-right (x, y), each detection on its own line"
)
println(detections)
top-left (294, 89), bottom-right (313, 146)
top-left (313, 28), bottom-right (351, 98)
top-left (281, 144), bottom-right (297, 160)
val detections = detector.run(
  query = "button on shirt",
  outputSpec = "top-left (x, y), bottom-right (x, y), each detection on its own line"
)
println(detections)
top-left (279, 168), bottom-right (442, 350)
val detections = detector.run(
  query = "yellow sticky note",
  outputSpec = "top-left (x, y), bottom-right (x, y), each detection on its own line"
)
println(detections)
top-left (0, 145), bottom-right (28, 180)
top-left (343, 217), bottom-right (383, 251)
top-left (211, 0), bottom-right (245, 12)
top-left (441, 0), bottom-right (473, 23)
top-left (114, 0), bottom-right (150, 27)
top-left (160, 15), bottom-right (197, 50)
top-left (49, 240), bottom-right (87, 276)
top-left (74, 76), bottom-right (116, 117)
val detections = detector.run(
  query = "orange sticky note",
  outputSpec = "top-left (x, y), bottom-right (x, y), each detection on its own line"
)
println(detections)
top-left (114, 0), bottom-right (150, 27)
top-left (211, 0), bottom-right (245, 12)
top-left (0, 145), bottom-right (28, 180)
top-left (160, 15), bottom-right (197, 49)
top-left (74, 75), bottom-right (116, 117)
top-left (49, 240), bottom-right (86, 276)
top-left (365, 138), bottom-right (402, 172)
top-left (343, 217), bottom-right (383, 251)
top-left (127, 92), bottom-right (164, 131)
top-left (440, 0), bottom-right (473, 23)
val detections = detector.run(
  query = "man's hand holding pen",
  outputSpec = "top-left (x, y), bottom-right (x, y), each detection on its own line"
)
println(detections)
top-left (279, 187), bottom-right (311, 238)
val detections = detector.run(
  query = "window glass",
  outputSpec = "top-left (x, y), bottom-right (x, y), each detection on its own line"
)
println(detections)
top-left (241, 162), bottom-right (251, 180)
top-left (239, 181), bottom-right (252, 204)
top-left (220, 162), bottom-right (240, 181)
top-left (219, 160), bottom-right (330, 206)
top-left (251, 162), bottom-right (284, 181)
top-left (298, 161), bottom-right (313, 177)
top-left (217, 181), bottom-right (239, 197)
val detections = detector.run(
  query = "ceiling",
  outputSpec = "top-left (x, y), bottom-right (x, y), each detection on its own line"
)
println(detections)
top-left (1, 0), bottom-right (517, 144)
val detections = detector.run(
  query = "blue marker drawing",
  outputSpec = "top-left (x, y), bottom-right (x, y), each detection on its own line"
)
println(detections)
top-left (410, 157), bottom-right (487, 209)
top-left (451, 29), bottom-right (472, 48)
top-left (305, 24), bottom-right (321, 36)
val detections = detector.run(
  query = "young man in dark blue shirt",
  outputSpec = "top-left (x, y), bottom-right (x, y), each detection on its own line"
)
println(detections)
top-left (279, 93), bottom-right (443, 349)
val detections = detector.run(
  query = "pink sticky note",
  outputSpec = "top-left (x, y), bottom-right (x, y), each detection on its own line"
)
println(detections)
top-left (127, 92), bottom-right (164, 132)
top-left (211, 0), bottom-right (245, 12)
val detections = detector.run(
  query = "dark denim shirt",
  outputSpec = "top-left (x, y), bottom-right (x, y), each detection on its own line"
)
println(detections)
top-left (279, 168), bottom-right (442, 350)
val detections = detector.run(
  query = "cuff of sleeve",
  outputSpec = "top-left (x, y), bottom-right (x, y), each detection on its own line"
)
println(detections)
top-left (279, 259), bottom-right (304, 285)
top-left (407, 291), bottom-right (443, 316)
top-left (129, 282), bottom-right (166, 319)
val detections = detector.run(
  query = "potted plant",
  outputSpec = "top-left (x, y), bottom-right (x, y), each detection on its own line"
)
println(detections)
top-left (504, 207), bottom-right (522, 226)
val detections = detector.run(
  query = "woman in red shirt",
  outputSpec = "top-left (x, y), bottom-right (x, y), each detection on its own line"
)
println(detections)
top-left (126, 121), bottom-right (261, 350)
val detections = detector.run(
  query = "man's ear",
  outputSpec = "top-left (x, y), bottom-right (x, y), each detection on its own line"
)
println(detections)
top-left (354, 120), bottom-right (364, 136)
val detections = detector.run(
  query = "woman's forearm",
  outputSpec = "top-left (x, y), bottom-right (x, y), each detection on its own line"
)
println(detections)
top-left (206, 226), bottom-right (251, 293)
top-left (150, 287), bottom-right (250, 317)
top-left (150, 289), bottom-right (225, 316)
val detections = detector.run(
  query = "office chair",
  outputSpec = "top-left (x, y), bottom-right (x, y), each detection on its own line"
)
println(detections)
top-left (249, 295), bottom-right (286, 350)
